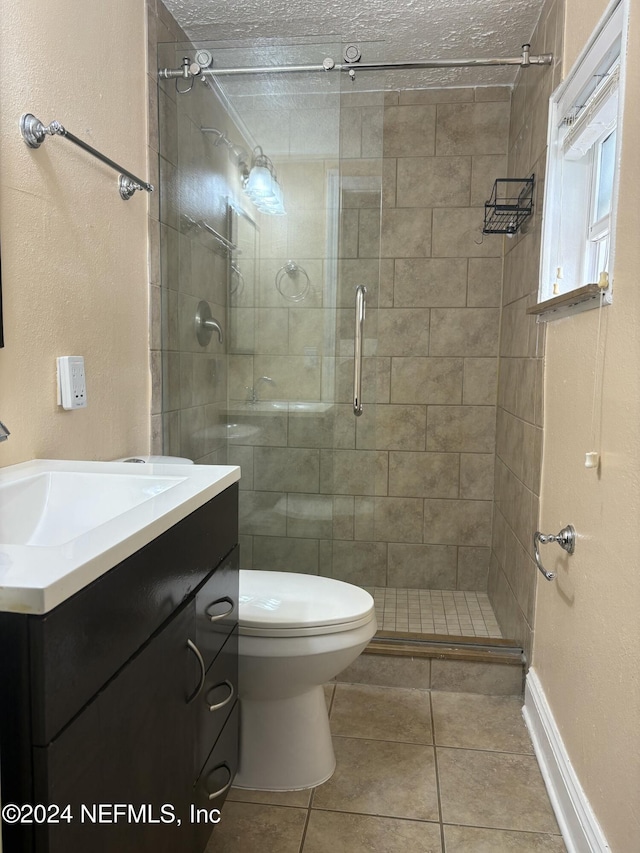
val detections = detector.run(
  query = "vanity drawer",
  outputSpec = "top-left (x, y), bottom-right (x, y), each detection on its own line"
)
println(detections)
top-left (193, 701), bottom-right (239, 850)
top-left (195, 626), bottom-right (238, 776)
top-left (196, 546), bottom-right (238, 671)
top-left (28, 484), bottom-right (238, 746)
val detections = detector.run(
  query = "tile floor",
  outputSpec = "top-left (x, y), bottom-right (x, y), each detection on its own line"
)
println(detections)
top-left (365, 587), bottom-right (503, 638)
top-left (209, 683), bottom-right (566, 852)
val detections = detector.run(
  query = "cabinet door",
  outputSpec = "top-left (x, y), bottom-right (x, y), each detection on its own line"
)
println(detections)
top-left (98, 600), bottom-right (199, 853)
top-left (32, 700), bottom-right (109, 853)
top-left (33, 602), bottom-right (200, 853)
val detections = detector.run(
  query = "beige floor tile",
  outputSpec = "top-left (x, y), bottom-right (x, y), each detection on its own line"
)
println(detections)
top-left (443, 824), bottom-right (567, 851)
top-left (312, 737), bottom-right (439, 821)
top-left (324, 683), bottom-right (335, 711)
top-left (330, 684), bottom-right (433, 744)
top-left (336, 653), bottom-right (431, 688)
top-left (303, 810), bottom-right (443, 852)
top-left (207, 802), bottom-right (307, 852)
top-left (437, 748), bottom-right (560, 834)
top-left (227, 786), bottom-right (312, 808)
top-left (430, 660), bottom-right (523, 696)
top-left (432, 692), bottom-right (533, 754)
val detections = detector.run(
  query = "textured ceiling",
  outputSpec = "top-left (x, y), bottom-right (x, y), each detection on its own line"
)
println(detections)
top-left (163, 0), bottom-right (548, 90)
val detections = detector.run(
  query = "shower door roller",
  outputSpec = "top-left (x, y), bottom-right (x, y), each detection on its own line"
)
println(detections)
top-left (343, 45), bottom-right (362, 64)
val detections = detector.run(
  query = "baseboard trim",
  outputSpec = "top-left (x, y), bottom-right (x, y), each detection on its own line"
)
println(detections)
top-left (523, 667), bottom-right (610, 853)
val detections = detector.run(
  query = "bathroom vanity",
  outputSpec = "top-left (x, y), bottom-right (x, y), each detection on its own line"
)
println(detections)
top-left (0, 460), bottom-right (240, 853)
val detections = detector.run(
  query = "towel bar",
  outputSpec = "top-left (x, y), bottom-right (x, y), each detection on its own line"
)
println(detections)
top-left (533, 525), bottom-right (575, 581)
top-left (20, 113), bottom-right (154, 200)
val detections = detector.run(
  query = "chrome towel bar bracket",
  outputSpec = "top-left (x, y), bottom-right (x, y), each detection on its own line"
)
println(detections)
top-left (20, 113), bottom-right (154, 200)
top-left (533, 525), bottom-right (576, 581)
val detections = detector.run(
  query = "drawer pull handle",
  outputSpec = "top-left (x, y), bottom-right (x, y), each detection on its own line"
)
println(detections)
top-left (207, 679), bottom-right (235, 712)
top-left (186, 639), bottom-right (206, 704)
top-left (206, 762), bottom-right (233, 801)
top-left (205, 597), bottom-right (235, 622)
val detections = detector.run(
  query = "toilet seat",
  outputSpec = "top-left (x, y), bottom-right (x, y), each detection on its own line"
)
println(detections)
top-left (239, 570), bottom-right (375, 637)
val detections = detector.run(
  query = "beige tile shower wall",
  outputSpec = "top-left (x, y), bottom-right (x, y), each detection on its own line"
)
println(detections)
top-left (378, 88), bottom-right (507, 590)
top-left (233, 87), bottom-right (509, 591)
top-left (227, 92), bottom-right (345, 576)
top-left (489, 0), bottom-right (564, 660)
top-left (148, 0), bottom-right (189, 454)
top-left (149, 1), bottom-right (245, 463)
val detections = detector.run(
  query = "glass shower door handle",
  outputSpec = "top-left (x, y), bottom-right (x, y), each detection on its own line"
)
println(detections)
top-left (353, 285), bottom-right (367, 416)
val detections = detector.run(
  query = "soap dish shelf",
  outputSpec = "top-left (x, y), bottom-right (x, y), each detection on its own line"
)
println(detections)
top-left (483, 175), bottom-right (534, 235)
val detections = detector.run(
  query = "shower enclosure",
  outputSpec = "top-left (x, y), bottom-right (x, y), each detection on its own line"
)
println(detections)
top-left (157, 37), bottom-right (506, 642)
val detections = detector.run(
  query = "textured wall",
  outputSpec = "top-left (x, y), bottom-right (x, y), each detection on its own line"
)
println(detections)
top-left (533, 0), bottom-right (640, 849)
top-left (161, 0), bottom-right (544, 91)
top-left (0, 0), bottom-right (150, 467)
top-left (489, 0), bottom-right (563, 661)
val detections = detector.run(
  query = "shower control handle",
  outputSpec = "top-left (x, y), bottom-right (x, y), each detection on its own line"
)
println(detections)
top-left (353, 285), bottom-right (367, 417)
top-left (195, 300), bottom-right (224, 345)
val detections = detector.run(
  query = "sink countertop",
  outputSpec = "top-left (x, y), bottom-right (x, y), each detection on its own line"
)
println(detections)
top-left (0, 459), bottom-right (240, 615)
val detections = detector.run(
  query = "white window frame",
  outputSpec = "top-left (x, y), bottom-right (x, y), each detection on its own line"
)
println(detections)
top-left (538, 0), bottom-right (628, 319)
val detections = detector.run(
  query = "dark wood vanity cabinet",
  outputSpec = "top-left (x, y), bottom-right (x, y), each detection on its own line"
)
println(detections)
top-left (0, 483), bottom-right (239, 853)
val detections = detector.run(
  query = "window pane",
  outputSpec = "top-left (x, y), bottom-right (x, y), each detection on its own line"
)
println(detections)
top-left (596, 130), bottom-right (616, 221)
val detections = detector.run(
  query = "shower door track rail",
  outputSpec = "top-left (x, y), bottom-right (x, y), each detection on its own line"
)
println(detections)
top-left (159, 44), bottom-right (552, 80)
top-left (368, 634), bottom-right (525, 665)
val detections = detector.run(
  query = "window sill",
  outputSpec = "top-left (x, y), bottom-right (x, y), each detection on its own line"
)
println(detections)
top-left (527, 283), bottom-right (611, 322)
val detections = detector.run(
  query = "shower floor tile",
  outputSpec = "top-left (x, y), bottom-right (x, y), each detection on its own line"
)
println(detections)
top-left (363, 587), bottom-right (503, 638)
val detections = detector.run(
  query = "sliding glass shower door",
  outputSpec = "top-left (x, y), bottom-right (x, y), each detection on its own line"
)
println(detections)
top-left (216, 40), bottom-right (385, 586)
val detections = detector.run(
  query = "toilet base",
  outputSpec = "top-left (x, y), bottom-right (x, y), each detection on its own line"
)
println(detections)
top-left (234, 686), bottom-right (335, 791)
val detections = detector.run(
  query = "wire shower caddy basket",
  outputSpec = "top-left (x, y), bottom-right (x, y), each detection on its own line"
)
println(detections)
top-left (483, 175), bottom-right (535, 235)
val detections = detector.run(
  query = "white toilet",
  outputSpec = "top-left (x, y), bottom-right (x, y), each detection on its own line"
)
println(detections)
top-left (235, 570), bottom-right (377, 791)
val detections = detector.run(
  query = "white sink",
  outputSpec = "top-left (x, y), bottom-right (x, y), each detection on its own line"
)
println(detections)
top-left (0, 470), bottom-right (183, 547)
top-left (0, 460), bottom-right (240, 614)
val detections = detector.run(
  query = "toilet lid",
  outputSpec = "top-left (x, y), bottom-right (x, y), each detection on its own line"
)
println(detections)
top-left (239, 570), bottom-right (374, 634)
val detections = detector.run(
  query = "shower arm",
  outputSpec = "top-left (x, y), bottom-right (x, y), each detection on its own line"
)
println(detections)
top-left (159, 44), bottom-right (552, 80)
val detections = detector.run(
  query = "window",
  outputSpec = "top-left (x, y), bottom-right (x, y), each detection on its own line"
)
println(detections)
top-left (537, 0), bottom-right (628, 318)
top-left (586, 127), bottom-right (616, 283)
